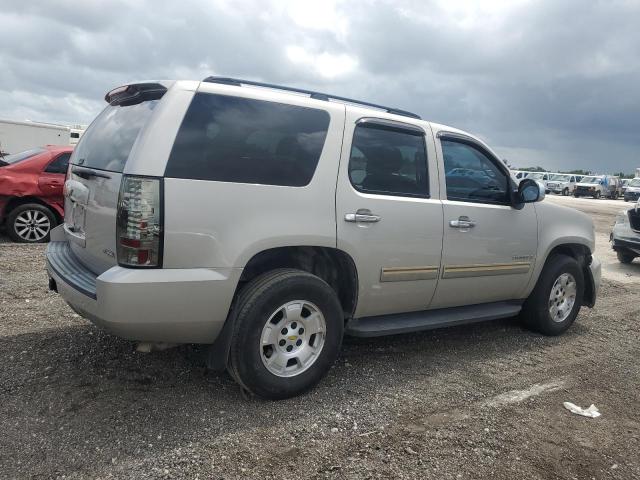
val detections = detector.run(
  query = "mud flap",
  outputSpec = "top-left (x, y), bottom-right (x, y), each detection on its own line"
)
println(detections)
top-left (583, 265), bottom-right (596, 308)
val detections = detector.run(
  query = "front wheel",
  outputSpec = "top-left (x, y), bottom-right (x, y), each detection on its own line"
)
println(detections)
top-left (227, 269), bottom-right (344, 399)
top-left (6, 203), bottom-right (57, 243)
top-left (617, 250), bottom-right (636, 264)
top-left (521, 254), bottom-right (584, 336)
top-left (594, 191), bottom-right (601, 199)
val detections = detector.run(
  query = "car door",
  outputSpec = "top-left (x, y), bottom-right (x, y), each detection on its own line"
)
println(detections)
top-left (336, 113), bottom-right (443, 318)
top-left (430, 131), bottom-right (537, 309)
top-left (38, 152), bottom-right (71, 208)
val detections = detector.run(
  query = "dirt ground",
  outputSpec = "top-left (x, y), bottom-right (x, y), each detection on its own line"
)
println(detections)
top-left (0, 196), bottom-right (638, 480)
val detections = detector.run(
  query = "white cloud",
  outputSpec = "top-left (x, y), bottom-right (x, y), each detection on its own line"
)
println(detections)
top-left (286, 46), bottom-right (358, 79)
top-left (0, 0), bottom-right (639, 172)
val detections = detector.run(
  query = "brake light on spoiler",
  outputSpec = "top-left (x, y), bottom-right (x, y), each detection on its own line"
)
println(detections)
top-left (116, 176), bottom-right (163, 268)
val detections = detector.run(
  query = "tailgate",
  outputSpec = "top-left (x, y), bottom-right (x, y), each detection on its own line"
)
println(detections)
top-left (65, 170), bottom-right (122, 274)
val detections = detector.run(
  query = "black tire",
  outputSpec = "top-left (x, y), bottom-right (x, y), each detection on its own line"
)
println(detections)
top-left (227, 269), bottom-right (344, 400)
top-left (521, 254), bottom-right (584, 336)
top-left (617, 250), bottom-right (635, 264)
top-left (6, 203), bottom-right (57, 243)
top-left (562, 188), bottom-right (569, 196)
top-left (594, 191), bottom-right (601, 199)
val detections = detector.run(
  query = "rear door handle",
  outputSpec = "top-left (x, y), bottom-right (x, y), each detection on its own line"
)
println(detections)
top-left (345, 209), bottom-right (381, 223)
top-left (449, 216), bottom-right (476, 228)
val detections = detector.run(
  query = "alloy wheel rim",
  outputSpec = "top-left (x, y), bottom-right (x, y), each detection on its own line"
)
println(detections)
top-left (260, 300), bottom-right (326, 378)
top-left (548, 273), bottom-right (577, 323)
top-left (14, 210), bottom-right (50, 241)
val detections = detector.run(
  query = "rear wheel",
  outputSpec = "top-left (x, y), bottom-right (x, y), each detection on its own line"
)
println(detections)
top-left (227, 269), bottom-right (344, 399)
top-left (6, 203), bottom-right (56, 243)
top-left (594, 191), bottom-right (601, 199)
top-left (521, 254), bottom-right (584, 336)
top-left (617, 250), bottom-right (636, 264)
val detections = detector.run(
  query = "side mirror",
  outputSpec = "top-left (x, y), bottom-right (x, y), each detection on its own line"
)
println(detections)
top-left (515, 178), bottom-right (545, 206)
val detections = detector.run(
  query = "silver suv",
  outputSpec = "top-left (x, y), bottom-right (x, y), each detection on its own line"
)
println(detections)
top-left (47, 78), bottom-right (601, 399)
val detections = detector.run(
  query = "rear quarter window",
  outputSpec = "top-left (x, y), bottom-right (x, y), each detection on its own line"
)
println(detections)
top-left (165, 93), bottom-right (330, 187)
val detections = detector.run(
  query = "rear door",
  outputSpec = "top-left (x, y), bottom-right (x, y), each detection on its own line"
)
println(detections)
top-left (336, 113), bottom-right (443, 318)
top-left (64, 93), bottom-right (163, 274)
top-left (38, 152), bottom-right (71, 209)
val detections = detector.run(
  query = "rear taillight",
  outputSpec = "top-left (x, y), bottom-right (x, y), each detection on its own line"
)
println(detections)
top-left (116, 176), bottom-right (163, 268)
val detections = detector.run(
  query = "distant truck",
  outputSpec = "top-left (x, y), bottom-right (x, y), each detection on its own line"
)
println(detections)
top-left (0, 119), bottom-right (71, 155)
top-left (574, 175), bottom-right (621, 199)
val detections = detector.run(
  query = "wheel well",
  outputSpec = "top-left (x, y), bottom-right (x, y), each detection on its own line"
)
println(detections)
top-left (239, 246), bottom-right (358, 318)
top-left (547, 243), bottom-right (591, 264)
top-left (3, 196), bottom-right (61, 223)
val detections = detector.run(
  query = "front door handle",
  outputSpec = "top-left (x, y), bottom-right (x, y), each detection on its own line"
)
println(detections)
top-left (345, 209), bottom-right (381, 223)
top-left (449, 216), bottom-right (476, 228)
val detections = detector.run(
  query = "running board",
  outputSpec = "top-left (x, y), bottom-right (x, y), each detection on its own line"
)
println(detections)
top-left (345, 302), bottom-right (523, 337)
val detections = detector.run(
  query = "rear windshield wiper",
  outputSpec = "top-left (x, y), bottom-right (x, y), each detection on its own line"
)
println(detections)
top-left (71, 165), bottom-right (112, 180)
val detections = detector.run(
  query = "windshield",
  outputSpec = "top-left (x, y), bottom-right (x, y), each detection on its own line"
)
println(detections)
top-left (629, 178), bottom-right (640, 187)
top-left (0, 147), bottom-right (45, 165)
top-left (581, 176), bottom-right (601, 184)
top-left (550, 174), bottom-right (570, 181)
top-left (527, 172), bottom-right (545, 180)
top-left (72, 100), bottom-right (158, 172)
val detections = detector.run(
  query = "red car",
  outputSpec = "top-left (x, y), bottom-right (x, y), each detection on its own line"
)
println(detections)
top-left (0, 145), bottom-right (73, 243)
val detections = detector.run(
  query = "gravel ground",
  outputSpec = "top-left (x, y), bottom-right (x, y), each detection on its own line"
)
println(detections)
top-left (0, 197), bottom-right (639, 479)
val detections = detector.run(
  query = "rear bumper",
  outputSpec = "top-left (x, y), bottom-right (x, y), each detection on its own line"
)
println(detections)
top-left (624, 191), bottom-right (640, 202)
top-left (611, 223), bottom-right (640, 254)
top-left (46, 238), bottom-right (241, 343)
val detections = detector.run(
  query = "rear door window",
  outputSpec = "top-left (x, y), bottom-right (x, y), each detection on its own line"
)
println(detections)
top-left (71, 100), bottom-right (158, 172)
top-left (165, 93), bottom-right (330, 187)
top-left (348, 122), bottom-right (428, 197)
top-left (45, 152), bottom-right (71, 174)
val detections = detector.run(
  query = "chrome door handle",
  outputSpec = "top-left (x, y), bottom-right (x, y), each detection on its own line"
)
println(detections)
top-left (449, 216), bottom-right (476, 228)
top-left (345, 209), bottom-right (381, 223)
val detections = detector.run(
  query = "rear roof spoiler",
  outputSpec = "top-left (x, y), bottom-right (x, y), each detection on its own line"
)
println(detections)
top-left (105, 83), bottom-right (168, 106)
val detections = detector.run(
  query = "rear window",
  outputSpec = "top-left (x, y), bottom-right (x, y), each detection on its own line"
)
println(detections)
top-left (0, 148), bottom-right (45, 165)
top-left (71, 100), bottom-right (158, 173)
top-left (165, 93), bottom-right (330, 186)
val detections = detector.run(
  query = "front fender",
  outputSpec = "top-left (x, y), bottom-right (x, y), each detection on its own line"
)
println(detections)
top-left (521, 201), bottom-right (595, 298)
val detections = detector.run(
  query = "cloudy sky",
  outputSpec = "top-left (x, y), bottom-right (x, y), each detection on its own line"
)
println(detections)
top-left (1, 0), bottom-right (639, 173)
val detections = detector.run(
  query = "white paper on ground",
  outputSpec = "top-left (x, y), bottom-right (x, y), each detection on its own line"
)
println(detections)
top-left (563, 402), bottom-right (601, 418)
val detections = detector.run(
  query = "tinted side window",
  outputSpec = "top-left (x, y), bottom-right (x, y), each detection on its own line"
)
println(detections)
top-left (348, 124), bottom-right (428, 197)
top-left (45, 152), bottom-right (71, 174)
top-left (442, 140), bottom-right (509, 204)
top-left (165, 93), bottom-right (330, 187)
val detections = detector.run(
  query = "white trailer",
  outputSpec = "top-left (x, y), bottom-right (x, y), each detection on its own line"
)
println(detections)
top-left (0, 119), bottom-right (71, 155)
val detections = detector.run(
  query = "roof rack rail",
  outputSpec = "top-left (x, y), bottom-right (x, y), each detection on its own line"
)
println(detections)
top-left (202, 76), bottom-right (421, 119)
